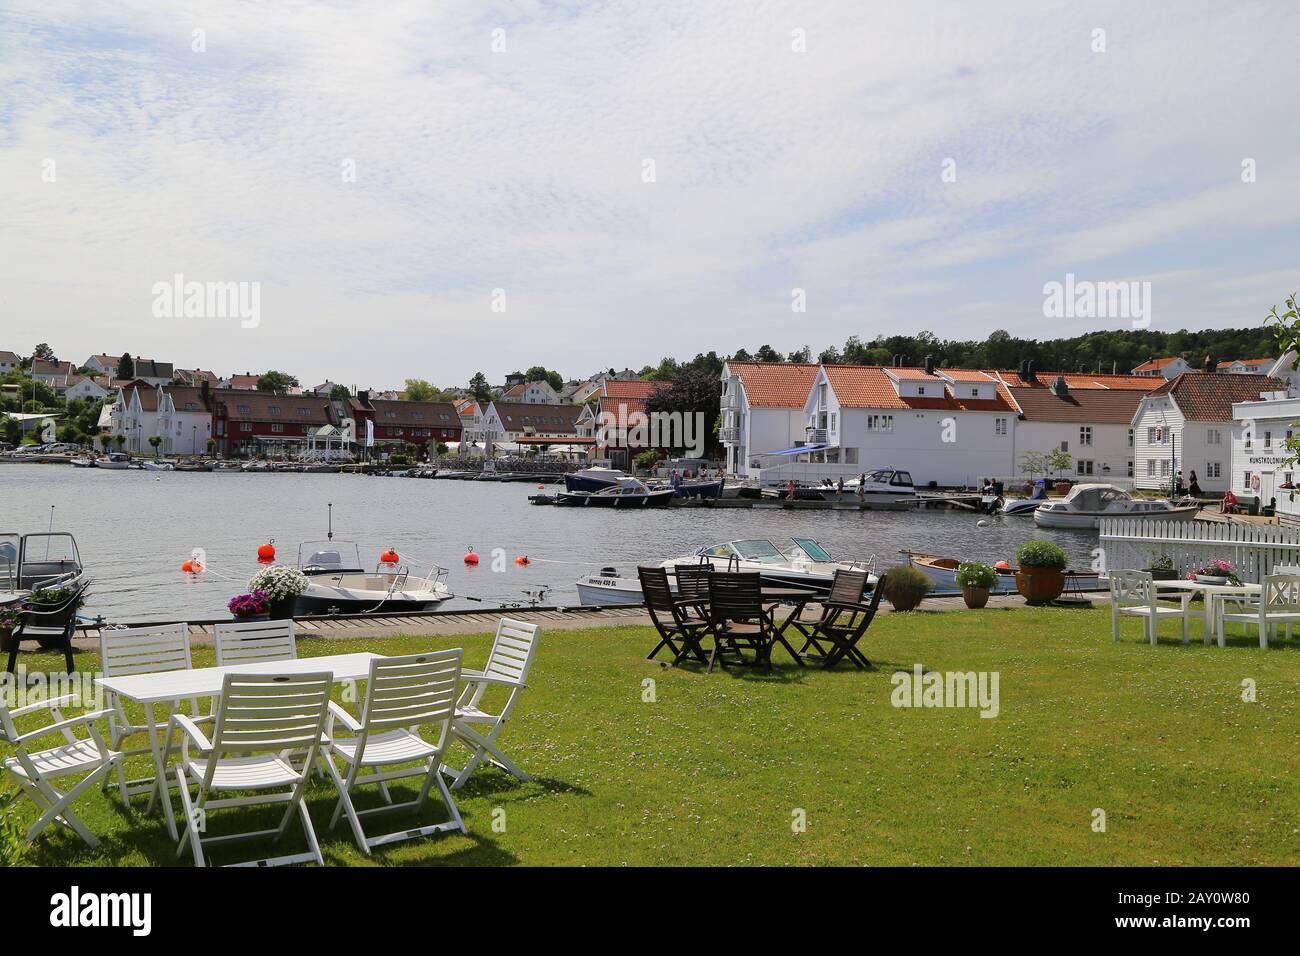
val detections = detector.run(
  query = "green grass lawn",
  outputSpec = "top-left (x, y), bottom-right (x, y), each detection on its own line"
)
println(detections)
top-left (4, 606), bottom-right (1299, 866)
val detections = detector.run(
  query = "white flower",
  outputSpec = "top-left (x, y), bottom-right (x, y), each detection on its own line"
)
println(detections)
top-left (247, 566), bottom-right (310, 600)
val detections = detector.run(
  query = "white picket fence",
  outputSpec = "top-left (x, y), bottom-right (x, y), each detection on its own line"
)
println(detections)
top-left (1099, 517), bottom-right (1300, 583)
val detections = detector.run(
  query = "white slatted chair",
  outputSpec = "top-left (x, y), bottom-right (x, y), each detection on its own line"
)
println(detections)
top-left (321, 649), bottom-right (466, 853)
top-left (1109, 570), bottom-right (1196, 645)
top-left (213, 619), bottom-right (296, 666)
top-left (1218, 574), bottom-right (1300, 649)
top-left (99, 623), bottom-right (208, 808)
top-left (169, 671), bottom-right (333, 867)
top-left (443, 618), bottom-right (539, 790)
top-left (1, 693), bottom-right (124, 848)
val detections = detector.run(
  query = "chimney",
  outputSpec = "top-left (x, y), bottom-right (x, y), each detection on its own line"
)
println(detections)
top-left (1204, 355), bottom-right (1215, 374)
top-left (200, 379), bottom-right (210, 403)
top-left (924, 354), bottom-right (935, 375)
top-left (1019, 359), bottom-right (1029, 378)
top-left (1052, 375), bottom-right (1069, 397)
top-left (1026, 360), bottom-right (1037, 383)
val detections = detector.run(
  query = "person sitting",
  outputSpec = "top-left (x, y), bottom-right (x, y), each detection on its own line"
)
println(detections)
top-left (1222, 489), bottom-right (1239, 514)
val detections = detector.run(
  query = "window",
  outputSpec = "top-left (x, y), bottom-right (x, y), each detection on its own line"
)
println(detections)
top-left (1160, 460), bottom-right (1170, 477)
top-left (1265, 431), bottom-right (1272, 448)
top-left (297, 408), bottom-right (310, 417)
top-left (1207, 428), bottom-right (1221, 445)
top-left (271, 423), bottom-right (284, 433)
top-left (971, 387), bottom-right (979, 397)
top-left (844, 448), bottom-right (859, 464)
top-left (1127, 460), bottom-right (1134, 477)
top-left (240, 422), bottom-right (252, 432)
top-left (867, 414), bottom-right (893, 431)
top-left (917, 386), bottom-right (926, 395)
top-left (1079, 426), bottom-right (1092, 447)
top-left (237, 404), bottom-right (252, 415)
top-left (1244, 471), bottom-right (1251, 487)
top-left (1206, 462), bottom-right (1221, 479)
top-left (412, 412), bottom-right (424, 421)
top-left (1245, 430), bottom-right (1252, 448)
top-left (1128, 428), bottom-right (1133, 447)
top-left (1076, 460), bottom-right (1094, 476)
top-left (995, 418), bottom-right (1007, 436)
top-left (1060, 441), bottom-right (1069, 452)
top-left (184, 402), bottom-right (198, 411)
top-left (1147, 460), bottom-right (1156, 477)
top-left (830, 412), bottom-right (837, 432)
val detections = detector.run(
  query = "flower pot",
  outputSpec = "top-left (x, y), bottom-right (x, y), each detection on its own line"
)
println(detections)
top-left (269, 597), bottom-right (296, 620)
top-left (1015, 566), bottom-right (1065, 605)
top-left (886, 588), bottom-right (927, 612)
top-left (962, 585), bottom-right (990, 609)
top-left (1195, 574), bottom-right (1229, 586)
top-left (232, 613), bottom-right (269, 622)
top-left (1146, 568), bottom-right (1178, 581)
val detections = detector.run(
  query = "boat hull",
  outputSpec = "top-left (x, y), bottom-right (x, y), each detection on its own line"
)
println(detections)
top-left (555, 490), bottom-right (676, 507)
top-left (1033, 505), bottom-right (1199, 529)
top-left (294, 586), bottom-right (451, 616)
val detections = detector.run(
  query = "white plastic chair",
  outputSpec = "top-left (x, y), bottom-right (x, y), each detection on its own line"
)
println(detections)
top-left (1218, 574), bottom-right (1300, 649)
top-left (1109, 570), bottom-right (1196, 645)
top-left (213, 619), bottom-right (296, 666)
top-left (1, 693), bottom-right (124, 848)
top-left (100, 623), bottom-right (209, 808)
top-left (443, 618), bottom-right (539, 789)
top-left (169, 670), bottom-right (333, 867)
top-left (322, 649), bottom-right (466, 852)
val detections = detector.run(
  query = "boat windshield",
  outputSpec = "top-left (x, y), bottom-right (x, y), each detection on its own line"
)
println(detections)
top-left (790, 538), bottom-right (833, 562)
top-left (865, 470), bottom-right (893, 483)
top-left (299, 541), bottom-right (364, 572)
top-left (0, 534), bottom-right (18, 591)
top-left (730, 539), bottom-right (785, 562)
top-left (17, 534), bottom-right (81, 590)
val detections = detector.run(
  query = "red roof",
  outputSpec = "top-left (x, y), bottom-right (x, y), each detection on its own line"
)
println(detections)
top-left (1133, 357), bottom-right (1181, 372)
top-left (601, 379), bottom-right (665, 400)
top-left (1218, 358), bottom-right (1271, 368)
top-left (823, 366), bottom-right (1015, 412)
top-left (725, 362), bottom-right (820, 407)
top-left (997, 371), bottom-right (1160, 390)
top-left (1149, 372), bottom-right (1287, 421)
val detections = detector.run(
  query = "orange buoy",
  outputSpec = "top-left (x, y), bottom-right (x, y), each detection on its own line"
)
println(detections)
top-left (380, 549), bottom-right (400, 564)
top-left (538, 484), bottom-right (544, 490)
top-left (181, 560), bottom-right (193, 573)
top-left (257, 541), bottom-right (276, 564)
top-left (515, 555), bottom-right (530, 566)
top-left (994, 559), bottom-right (1011, 570)
top-left (463, 548), bottom-right (479, 565)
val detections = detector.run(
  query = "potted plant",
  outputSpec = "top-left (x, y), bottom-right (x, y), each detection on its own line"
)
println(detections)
top-left (228, 590), bottom-right (271, 621)
top-left (0, 606), bottom-right (20, 653)
top-left (1187, 559), bottom-right (1241, 586)
top-left (1145, 552), bottom-right (1178, 581)
top-left (955, 561), bottom-right (997, 609)
top-left (246, 566), bottom-right (310, 619)
top-left (1015, 541), bottom-right (1068, 604)
top-left (881, 563), bottom-right (932, 612)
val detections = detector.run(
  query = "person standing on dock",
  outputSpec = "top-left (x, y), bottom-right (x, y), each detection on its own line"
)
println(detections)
top-left (836, 476), bottom-right (844, 500)
top-left (857, 474), bottom-right (866, 502)
top-left (787, 479), bottom-right (796, 500)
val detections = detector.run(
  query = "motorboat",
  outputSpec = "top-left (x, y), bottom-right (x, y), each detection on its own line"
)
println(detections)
top-left (212, 460), bottom-right (243, 472)
top-left (555, 477), bottom-right (676, 508)
top-left (1000, 497), bottom-right (1044, 516)
top-left (575, 537), bottom-right (878, 605)
top-left (174, 460), bottom-right (212, 472)
top-left (670, 477), bottom-right (726, 500)
top-left (141, 459), bottom-right (174, 471)
top-left (1033, 483), bottom-right (1199, 529)
top-left (0, 531), bottom-right (88, 601)
top-left (563, 466), bottom-right (628, 493)
top-left (293, 541), bottom-right (452, 615)
top-left (94, 452), bottom-right (132, 470)
top-left (815, 468), bottom-right (918, 509)
top-left (69, 456), bottom-right (94, 468)
top-left (902, 551), bottom-right (1106, 595)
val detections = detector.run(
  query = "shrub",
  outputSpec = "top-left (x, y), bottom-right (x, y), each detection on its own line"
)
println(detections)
top-left (246, 566), bottom-right (309, 601)
top-left (1016, 541), bottom-right (1067, 569)
top-left (882, 564), bottom-right (932, 596)
top-left (388, 454), bottom-right (408, 466)
top-left (955, 561), bottom-right (998, 589)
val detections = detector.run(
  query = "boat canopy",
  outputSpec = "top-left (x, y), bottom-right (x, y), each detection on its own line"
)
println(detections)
top-left (759, 444), bottom-right (831, 457)
top-left (1061, 484), bottom-right (1133, 508)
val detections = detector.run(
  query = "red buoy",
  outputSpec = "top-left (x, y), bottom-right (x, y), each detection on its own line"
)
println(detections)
top-left (257, 541), bottom-right (276, 564)
top-left (380, 549), bottom-right (400, 564)
top-left (994, 559), bottom-right (1011, 570)
top-left (463, 548), bottom-right (479, 565)
top-left (181, 560), bottom-right (193, 573)
top-left (515, 555), bottom-right (530, 566)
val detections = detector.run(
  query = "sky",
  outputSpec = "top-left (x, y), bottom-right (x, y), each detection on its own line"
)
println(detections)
top-left (1, 0), bottom-right (1298, 389)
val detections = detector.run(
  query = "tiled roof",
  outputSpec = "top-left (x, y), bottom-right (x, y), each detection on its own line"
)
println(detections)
top-left (1011, 387), bottom-right (1149, 424)
top-left (356, 398), bottom-right (460, 428)
top-left (1133, 357), bottom-right (1181, 372)
top-left (601, 379), bottom-right (665, 400)
top-left (725, 362), bottom-right (820, 407)
top-left (0, 351), bottom-right (19, 364)
top-left (226, 374), bottom-right (260, 389)
top-left (215, 389), bottom-right (334, 423)
top-left (1218, 357), bottom-right (1271, 368)
top-left (164, 385), bottom-right (211, 412)
top-left (1148, 372), bottom-right (1288, 421)
top-left (122, 384), bottom-right (160, 412)
top-left (32, 359), bottom-right (72, 377)
top-left (493, 402), bottom-right (583, 434)
top-left (824, 365), bottom-right (1015, 412)
top-left (996, 371), bottom-right (1160, 390)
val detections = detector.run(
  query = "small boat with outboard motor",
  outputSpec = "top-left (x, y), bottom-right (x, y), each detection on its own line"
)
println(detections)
top-left (293, 540), bottom-right (452, 614)
top-left (813, 468), bottom-right (919, 509)
top-left (1032, 483), bottom-right (1199, 529)
top-left (575, 537), bottom-right (878, 605)
top-left (556, 477), bottom-right (676, 508)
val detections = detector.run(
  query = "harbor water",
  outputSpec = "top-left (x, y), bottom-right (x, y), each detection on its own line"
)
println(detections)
top-left (0, 465), bottom-right (1102, 623)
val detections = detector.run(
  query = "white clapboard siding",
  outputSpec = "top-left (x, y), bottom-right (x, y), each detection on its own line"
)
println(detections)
top-left (1100, 517), bottom-right (1300, 583)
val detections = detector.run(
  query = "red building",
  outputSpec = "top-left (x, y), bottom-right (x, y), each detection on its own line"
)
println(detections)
top-left (347, 392), bottom-right (462, 454)
top-left (211, 388), bottom-right (336, 458)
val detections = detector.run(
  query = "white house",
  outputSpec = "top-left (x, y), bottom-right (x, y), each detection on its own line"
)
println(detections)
top-left (500, 379), bottom-right (559, 404)
top-left (1230, 394), bottom-right (1300, 521)
top-left (64, 375), bottom-right (112, 402)
top-left (777, 363), bottom-right (1017, 487)
top-left (719, 362), bottom-right (820, 478)
top-left (0, 351), bottom-right (19, 375)
top-left (1217, 358), bottom-right (1273, 375)
top-left (1132, 356), bottom-right (1194, 380)
top-left (1132, 371), bottom-right (1289, 494)
top-left (107, 382), bottom-right (212, 454)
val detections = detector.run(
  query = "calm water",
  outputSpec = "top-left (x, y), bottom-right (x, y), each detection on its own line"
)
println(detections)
top-left (0, 464), bottom-right (1100, 622)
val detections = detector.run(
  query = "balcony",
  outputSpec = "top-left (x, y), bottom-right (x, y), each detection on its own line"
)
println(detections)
top-left (806, 428), bottom-right (828, 444)
top-left (719, 426), bottom-right (739, 443)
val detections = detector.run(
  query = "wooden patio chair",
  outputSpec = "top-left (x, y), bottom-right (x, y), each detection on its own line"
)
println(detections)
top-left (640, 567), bottom-right (710, 665)
top-left (213, 619), bottom-right (297, 666)
top-left (5, 579), bottom-right (88, 675)
top-left (707, 572), bottom-right (780, 672)
top-left (170, 671), bottom-right (333, 867)
top-left (795, 569), bottom-right (882, 669)
top-left (1, 692), bottom-right (124, 848)
top-left (672, 564), bottom-right (713, 624)
top-left (1109, 570), bottom-right (1196, 645)
top-left (443, 618), bottom-right (540, 789)
top-left (321, 649), bottom-right (467, 852)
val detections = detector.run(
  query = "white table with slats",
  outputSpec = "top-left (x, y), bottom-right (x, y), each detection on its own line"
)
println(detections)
top-left (96, 652), bottom-right (383, 840)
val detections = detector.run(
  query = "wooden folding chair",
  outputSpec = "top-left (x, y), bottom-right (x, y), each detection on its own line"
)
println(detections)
top-left (795, 570), bottom-right (882, 669)
top-left (443, 618), bottom-right (540, 790)
top-left (1, 693), bottom-right (124, 848)
top-left (672, 564), bottom-right (713, 624)
top-left (213, 619), bottom-right (297, 666)
top-left (321, 649), bottom-right (467, 852)
top-left (170, 671), bottom-right (332, 867)
top-left (707, 572), bottom-right (779, 671)
top-left (641, 567), bottom-right (710, 665)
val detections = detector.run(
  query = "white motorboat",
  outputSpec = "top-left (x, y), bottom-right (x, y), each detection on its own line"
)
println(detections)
top-left (555, 478), bottom-right (676, 508)
top-left (0, 531), bottom-right (88, 599)
top-left (816, 468), bottom-right (918, 509)
top-left (292, 541), bottom-right (452, 615)
top-left (141, 459), bottom-right (174, 471)
top-left (69, 456), bottom-right (93, 468)
top-left (575, 537), bottom-right (878, 605)
top-left (1033, 483), bottom-right (1199, 529)
top-left (93, 452), bottom-right (132, 470)
top-left (1001, 496), bottom-right (1046, 516)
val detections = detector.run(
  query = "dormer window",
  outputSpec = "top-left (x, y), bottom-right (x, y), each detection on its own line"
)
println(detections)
top-left (970, 387), bottom-right (979, 397)
top-left (917, 386), bottom-right (926, 395)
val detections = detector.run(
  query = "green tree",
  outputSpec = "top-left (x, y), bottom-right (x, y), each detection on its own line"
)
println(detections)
top-left (257, 370), bottom-right (299, 392)
top-left (148, 435), bottom-right (163, 456)
top-left (1046, 448), bottom-right (1072, 477)
top-left (403, 379), bottom-right (436, 402)
top-left (787, 345), bottom-right (812, 363)
top-left (32, 343), bottom-right (56, 362)
top-left (329, 384), bottom-right (352, 400)
top-left (468, 372), bottom-right (492, 404)
top-left (206, 437), bottom-right (217, 455)
top-left (524, 366), bottom-right (564, 392)
top-left (113, 434), bottom-right (126, 450)
top-left (754, 344), bottom-right (782, 363)
top-left (1019, 451), bottom-right (1046, 477)
top-left (646, 368), bottom-right (721, 456)
top-left (99, 434), bottom-right (111, 452)
top-left (116, 353), bottom-right (135, 380)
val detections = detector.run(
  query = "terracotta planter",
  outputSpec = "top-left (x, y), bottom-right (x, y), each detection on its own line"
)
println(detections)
top-left (962, 586), bottom-right (990, 609)
top-left (1015, 567), bottom-right (1065, 605)
top-left (886, 587), bottom-right (927, 612)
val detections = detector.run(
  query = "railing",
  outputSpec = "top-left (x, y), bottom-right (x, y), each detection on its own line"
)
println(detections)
top-left (718, 426), bottom-right (739, 443)
top-left (1099, 517), bottom-right (1300, 583)
top-left (806, 428), bottom-right (828, 443)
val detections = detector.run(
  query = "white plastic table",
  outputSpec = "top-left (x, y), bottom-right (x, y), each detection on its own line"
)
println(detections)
top-left (1154, 580), bottom-right (1261, 646)
top-left (96, 652), bottom-right (383, 840)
